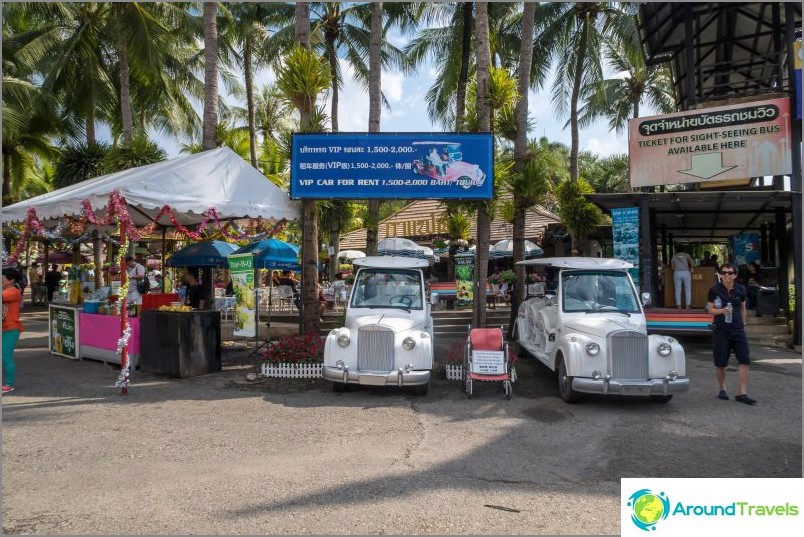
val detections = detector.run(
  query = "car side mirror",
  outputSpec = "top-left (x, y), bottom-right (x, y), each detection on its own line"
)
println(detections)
top-left (641, 292), bottom-right (651, 306)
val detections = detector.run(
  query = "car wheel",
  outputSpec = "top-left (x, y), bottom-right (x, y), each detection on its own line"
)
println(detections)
top-left (332, 382), bottom-right (348, 393)
top-left (458, 176), bottom-right (472, 189)
top-left (650, 395), bottom-right (673, 403)
top-left (412, 382), bottom-right (429, 396)
top-left (412, 165), bottom-right (420, 175)
top-left (557, 357), bottom-right (580, 403)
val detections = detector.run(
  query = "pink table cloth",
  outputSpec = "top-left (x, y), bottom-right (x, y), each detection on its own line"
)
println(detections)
top-left (79, 313), bottom-right (141, 355)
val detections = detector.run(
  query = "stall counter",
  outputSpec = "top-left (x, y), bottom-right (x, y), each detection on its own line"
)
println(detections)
top-left (79, 313), bottom-right (140, 367)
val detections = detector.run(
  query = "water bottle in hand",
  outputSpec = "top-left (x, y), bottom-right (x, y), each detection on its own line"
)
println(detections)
top-left (725, 302), bottom-right (733, 323)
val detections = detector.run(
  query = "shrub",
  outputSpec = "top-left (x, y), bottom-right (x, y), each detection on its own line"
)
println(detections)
top-left (261, 334), bottom-right (324, 364)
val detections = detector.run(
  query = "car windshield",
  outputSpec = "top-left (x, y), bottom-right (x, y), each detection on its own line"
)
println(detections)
top-left (350, 268), bottom-right (423, 310)
top-left (561, 270), bottom-right (640, 314)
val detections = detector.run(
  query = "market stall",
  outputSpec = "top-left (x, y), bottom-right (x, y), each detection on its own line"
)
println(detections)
top-left (4, 147), bottom-right (300, 391)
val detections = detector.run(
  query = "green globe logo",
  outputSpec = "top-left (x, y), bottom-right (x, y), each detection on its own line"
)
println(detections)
top-left (627, 489), bottom-right (670, 531)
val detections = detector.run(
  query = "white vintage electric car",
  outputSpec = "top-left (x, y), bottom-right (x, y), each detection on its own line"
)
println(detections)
top-left (323, 256), bottom-right (434, 394)
top-left (515, 257), bottom-right (689, 403)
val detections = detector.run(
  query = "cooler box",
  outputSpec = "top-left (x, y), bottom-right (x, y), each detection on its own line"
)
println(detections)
top-left (142, 293), bottom-right (180, 310)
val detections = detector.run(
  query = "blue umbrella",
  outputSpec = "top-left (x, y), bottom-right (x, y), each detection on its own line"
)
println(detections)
top-left (165, 240), bottom-right (238, 268)
top-left (232, 238), bottom-right (300, 270)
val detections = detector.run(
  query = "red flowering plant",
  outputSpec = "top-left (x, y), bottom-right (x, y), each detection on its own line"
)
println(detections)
top-left (445, 339), bottom-right (465, 365)
top-left (260, 334), bottom-right (324, 365)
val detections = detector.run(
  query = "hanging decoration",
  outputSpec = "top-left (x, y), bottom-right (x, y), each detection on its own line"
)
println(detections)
top-left (6, 191), bottom-right (289, 263)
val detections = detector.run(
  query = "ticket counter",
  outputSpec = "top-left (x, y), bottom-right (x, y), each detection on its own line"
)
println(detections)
top-left (663, 266), bottom-right (718, 308)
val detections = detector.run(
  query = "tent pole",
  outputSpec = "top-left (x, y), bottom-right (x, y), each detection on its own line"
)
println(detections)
top-left (119, 220), bottom-right (129, 395)
top-left (161, 227), bottom-right (166, 292)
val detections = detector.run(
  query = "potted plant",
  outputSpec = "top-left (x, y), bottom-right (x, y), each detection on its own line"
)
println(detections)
top-left (260, 333), bottom-right (324, 378)
top-left (499, 270), bottom-right (517, 284)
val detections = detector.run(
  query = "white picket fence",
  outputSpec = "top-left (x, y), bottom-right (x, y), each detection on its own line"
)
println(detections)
top-left (445, 364), bottom-right (464, 381)
top-left (260, 362), bottom-right (323, 379)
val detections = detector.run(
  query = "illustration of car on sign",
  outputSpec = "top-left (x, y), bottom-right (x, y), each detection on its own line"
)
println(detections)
top-left (411, 141), bottom-right (486, 189)
top-left (323, 256), bottom-right (434, 395)
top-left (514, 257), bottom-right (689, 404)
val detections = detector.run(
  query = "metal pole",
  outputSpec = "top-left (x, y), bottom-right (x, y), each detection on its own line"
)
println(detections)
top-left (119, 221), bottom-right (129, 395)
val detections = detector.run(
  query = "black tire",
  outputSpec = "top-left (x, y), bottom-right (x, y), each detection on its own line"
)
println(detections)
top-left (332, 382), bottom-right (348, 393)
top-left (557, 357), bottom-right (581, 403)
top-left (412, 382), bottom-right (429, 396)
top-left (458, 176), bottom-right (472, 189)
top-left (650, 395), bottom-right (673, 403)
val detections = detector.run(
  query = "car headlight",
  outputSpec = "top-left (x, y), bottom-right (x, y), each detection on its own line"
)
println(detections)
top-left (657, 342), bottom-right (672, 357)
top-left (585, 341), bottom-right (600, 356)
top-left (403, 337), bottom-right (416, 350)
top-left (337, 334), bottom-right (350, 348)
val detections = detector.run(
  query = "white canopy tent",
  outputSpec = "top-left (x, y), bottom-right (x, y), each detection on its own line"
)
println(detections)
top-left (2, 147), bottom-right (299, 226)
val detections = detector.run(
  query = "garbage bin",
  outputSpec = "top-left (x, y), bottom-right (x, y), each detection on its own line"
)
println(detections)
top-left (756, 288), bottom-right (780, 317)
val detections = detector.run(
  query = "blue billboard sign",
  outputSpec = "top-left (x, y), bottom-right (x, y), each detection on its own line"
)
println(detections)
top-left (290, 133), bottom-right (493, 199)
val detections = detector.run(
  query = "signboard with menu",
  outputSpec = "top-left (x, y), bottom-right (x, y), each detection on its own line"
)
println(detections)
top-left (228, 254), bottom-right (256, 338)
top-left (49, 305), bottom-right (79, 359)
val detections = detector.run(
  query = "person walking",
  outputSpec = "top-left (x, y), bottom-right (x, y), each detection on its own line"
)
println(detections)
top-left (2, 267), bottom-right (25, 394)
top-left (670, 245), bottom-right (695, 308)
top-left (706, 262), bottom-right (756, 405)
top-left (125, 256), bottom-right (146, 317)
top-left (45, 263), bottom-right (61, 302)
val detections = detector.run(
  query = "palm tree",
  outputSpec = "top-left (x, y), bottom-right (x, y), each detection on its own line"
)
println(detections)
top-left (283, 5), bottom-right (330, 333)
top-left (509, 0), bottom-right (537, 333)
top-left (202, 2), bottom-right (219, 151)
top-left (580, 32), bottom-right (676, 134)
top-left (365, 1), bottom-right (383, 255)
top-left (535, 2), bottom-right (637, 182)
top-left (226, 3), bottom-right (294, 167)
top-left (556, 177), bottom-right (604, 254)
top-left (473, 1), bottom-right (491, 329)
top-left (505, 141), bottom-right (565, 336)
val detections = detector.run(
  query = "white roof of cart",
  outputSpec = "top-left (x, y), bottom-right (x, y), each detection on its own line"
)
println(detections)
top-left (516, 257), bottom-right (634, 269)
top-left (353, 256), bottom-right (430, 269)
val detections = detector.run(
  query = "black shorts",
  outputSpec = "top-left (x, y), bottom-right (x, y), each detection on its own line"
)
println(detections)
top-left (712, 328), bottom-right (751, 367)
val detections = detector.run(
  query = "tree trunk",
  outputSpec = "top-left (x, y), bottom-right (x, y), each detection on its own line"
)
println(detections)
top-left (202, 2), bottom-right (219, 151)
top-left (366, 199), bottom-right (380, 255)
top-left (509, 1), bottom-right (536, 338)
top-left (295, 3), bottom-right (311, 50)
top-left (568, 23), bottom-right (588, 183)
top-left (86, 110), bottom-right (96, 145)
top-left (329, 228), bottom-right (340, 282)
top-left (302, 199), bottom-right (319, 335)
top-left (473, 2), bottom-right (491, 329)
top-left (365, 3), bottom-right (383, 255)
top-left (295, 2), bottom-right (318, 335)
top-left (455, 2), bottom-right (473, 132)
top-left (368, 2), bottom-right (382, 132)
top-left (118, 33), bottom-right (134, 145)
top-left (327, 37), bottom-right (339, 132)
top-left (245, 37), bottom-right (258, 168)
top-left (2, 151), bottom-right (12, 204)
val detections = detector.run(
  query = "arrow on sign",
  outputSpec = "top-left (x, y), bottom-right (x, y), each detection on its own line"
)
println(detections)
top-left (678, 152), bottom-right (737, 179)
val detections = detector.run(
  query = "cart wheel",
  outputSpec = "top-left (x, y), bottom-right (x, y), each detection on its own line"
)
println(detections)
top-left (466, 378), bottom-right (473, 398)
top-left (504, 381), bottom-right (512, 400)
top-left (510, 367), bottom-right (517, 383)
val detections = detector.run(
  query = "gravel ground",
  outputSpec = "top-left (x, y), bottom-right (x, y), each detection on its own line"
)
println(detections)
top-left (2, 332), bottom-right (801, 535)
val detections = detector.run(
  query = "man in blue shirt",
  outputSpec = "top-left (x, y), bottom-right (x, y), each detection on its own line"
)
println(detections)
top-left (706, 263), bottom-right (756, 405)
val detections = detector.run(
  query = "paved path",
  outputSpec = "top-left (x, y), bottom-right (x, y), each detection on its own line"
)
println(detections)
top-left (2, 308), bottom-right (801, 535)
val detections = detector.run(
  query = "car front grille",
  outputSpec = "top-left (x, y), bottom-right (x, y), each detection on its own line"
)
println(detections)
top-left (357, 326), bottom-right (395, 371)
top-left (609, 330), bottom-right (649, 379)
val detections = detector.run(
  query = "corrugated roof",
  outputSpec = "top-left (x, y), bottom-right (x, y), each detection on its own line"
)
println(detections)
top-left (339, 195), bottom-right (560, 250)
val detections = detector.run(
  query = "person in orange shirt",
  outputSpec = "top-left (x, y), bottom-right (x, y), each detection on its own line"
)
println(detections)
top-left (3, 267), bottom-right (25, 394)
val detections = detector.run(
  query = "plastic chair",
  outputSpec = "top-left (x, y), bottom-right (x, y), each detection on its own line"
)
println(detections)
top-left (277, 285), bottom-right (295, 312)
top-left (464, 326), bottom-right (515, 399)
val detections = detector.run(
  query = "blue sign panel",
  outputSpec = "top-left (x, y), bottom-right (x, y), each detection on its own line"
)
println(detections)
top-left (611, 207), bottom-right (640, 287)
top-left (290, 133), bottom-right (493, 199)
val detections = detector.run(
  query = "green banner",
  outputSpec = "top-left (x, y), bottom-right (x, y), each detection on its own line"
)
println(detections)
top-left (49, 305), bottom-right (79, 359)
top-left (228, 253), bottom-right (256, 337)
top-left (455, 255), bottom-right (474, 307)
